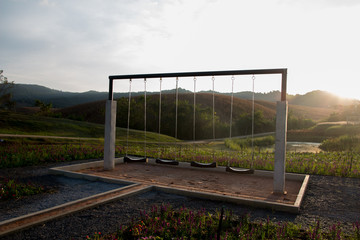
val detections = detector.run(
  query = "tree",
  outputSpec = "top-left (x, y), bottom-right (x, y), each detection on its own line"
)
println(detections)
top-left (234, 110), bottom-right (275, 136)
top-left (287, 111), bottom-right (315, 130)
top-left (35, 99), bottom-right (53, 115)
top-left (0, 70), bottom-right (15, 110)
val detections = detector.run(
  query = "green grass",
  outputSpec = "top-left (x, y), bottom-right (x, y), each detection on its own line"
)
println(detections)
top-left (2, 141), bottom-right (358, 177)
top-left (2, 111), bottom-right (360, 239)
top-left (288, 123), bottom-right (360, 142)
top-left (1, 110), bottom-right (360, 178)
top-left (225, 136), bottom-right (275, 151)
top-left (0, 110), bottom-right (176, 142)
top-left (311, 123), bottom-right (360, 137)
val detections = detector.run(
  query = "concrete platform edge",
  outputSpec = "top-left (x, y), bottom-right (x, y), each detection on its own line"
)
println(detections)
top-left (50, 158), bottom-right (309, 214)
top-left (154, 185), bottom-right (300, 214)
top-left (0, 184), bottom-right (153, 237)
top-left (294, 174), bottom-right (310, 208)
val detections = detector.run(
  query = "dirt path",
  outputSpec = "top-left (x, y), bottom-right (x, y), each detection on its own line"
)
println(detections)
top-left (0, 134), bottom-right (98, 141)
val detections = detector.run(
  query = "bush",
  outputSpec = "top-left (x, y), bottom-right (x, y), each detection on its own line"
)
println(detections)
top-left (225, 136), bottom-right (275, 151)
top-left (0, 178), bottom-right (44, 200)
top-left (319, 135), bottom-right (360, 152)
top-left (288, 115), bottom-right (316, 130)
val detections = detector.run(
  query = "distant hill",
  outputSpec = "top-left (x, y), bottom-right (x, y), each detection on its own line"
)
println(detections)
top-left (288, 90), bottom-right (357, 108)
top-left (11, 84), bottom-right (118, 108)
top-left (225, 91), bottom-right (283, 102)
top-left (230, 90), bottom-right (358, 108)
top-left (9, 84), bottom-right (359, 109)
top-left (58, 93), bottom-right (277, 140)
top-left (201, 90), bottom-right (283, 102)
top-left (10, 84), bottom-right (191, 108)
top-left (57, 92), bottom-right (335, 140)
top-left (58, 92), bottom-right (333, 124)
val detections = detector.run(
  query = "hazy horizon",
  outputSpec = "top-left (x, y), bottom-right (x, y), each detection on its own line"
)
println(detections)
top-left (13, 82), bottom-right (360, 101)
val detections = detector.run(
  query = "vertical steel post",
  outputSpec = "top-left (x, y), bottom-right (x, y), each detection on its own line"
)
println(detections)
top-left (281, 69), bottom-right (287, 101)
top-left (108, 78), bottom-right (114, 100)
top-left (104, 77), bottom-right (116, 170)
top-left (273, 70), bottom-right (288, 194)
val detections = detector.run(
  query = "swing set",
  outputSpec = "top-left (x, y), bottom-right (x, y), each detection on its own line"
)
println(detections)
top-left (104, 69), bottom-right (288, 194)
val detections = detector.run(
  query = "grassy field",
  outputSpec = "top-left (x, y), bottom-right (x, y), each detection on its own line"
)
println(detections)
top-left (288, 122), bottom-right (360, 142)
top-left (1, 110), bottom-right (360, 239)
top-left (0, 110), bottom-right (176, 142)
top-left (1, 110), bottom-right (360, 178)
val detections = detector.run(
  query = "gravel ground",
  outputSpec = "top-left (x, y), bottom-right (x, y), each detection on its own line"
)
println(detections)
top-left (1, 161), bottom-right (359, 240)
top-left (0, 175), bottom-right (126, 222)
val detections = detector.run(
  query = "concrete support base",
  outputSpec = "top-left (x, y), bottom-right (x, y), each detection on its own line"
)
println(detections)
top-left (104, 100), bottom-right (117, 170)
top-left (273, 101), bottom-right (288, 194)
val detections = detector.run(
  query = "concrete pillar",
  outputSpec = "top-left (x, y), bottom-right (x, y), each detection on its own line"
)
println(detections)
top-left (273, 101), bottom-right (288, 194)
top-left (104, 100), bottom-right (117, 170)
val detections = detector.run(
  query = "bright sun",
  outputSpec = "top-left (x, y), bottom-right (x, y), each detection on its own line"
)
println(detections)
top-left (331, 88), bottom-right (360, 101)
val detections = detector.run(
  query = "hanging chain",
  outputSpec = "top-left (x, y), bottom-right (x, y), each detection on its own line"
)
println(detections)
top-left (126, 79), bottom-right (132, 156)
top-left (229, 76), bottom-right (235, 138)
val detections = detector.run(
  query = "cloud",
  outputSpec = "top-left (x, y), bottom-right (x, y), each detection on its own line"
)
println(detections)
top-left (0, 0), bottom-right (134, 89)
top-left (0, 0), bottom-right (359, 99)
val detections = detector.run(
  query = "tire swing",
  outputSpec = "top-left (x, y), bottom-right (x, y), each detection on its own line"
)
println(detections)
top-left (190, 76), bottom-right (217, 168)
top-left (226, 75), bottom-right (255, 174)
top-left (124, 78), bottom-right (147, 163)
top-left (156, 77), bottom-right (179, 165)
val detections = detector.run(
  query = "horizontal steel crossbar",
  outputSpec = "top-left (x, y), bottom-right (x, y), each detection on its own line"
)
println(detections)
top-left (108, 68), bottom-right (287, 101)
top-left (109, 68), bottom-right (286, 80)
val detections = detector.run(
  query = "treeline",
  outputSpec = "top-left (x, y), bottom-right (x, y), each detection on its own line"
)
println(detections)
top-left (326, 104), bottom-right (360, 122)
top-left (116, 94), bottom-right (277, 140)
top-left (115, 94), bottom-right (317, 140)
top-left (287, 111), bottom-right (316, 130)
top-left (54, 93), bottom-right (317, 141)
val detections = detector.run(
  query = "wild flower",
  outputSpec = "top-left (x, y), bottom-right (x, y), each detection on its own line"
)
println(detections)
top-left (0, 178), bottom-right (43, 200)
top-left (83, 203), bottom-right (358, 239)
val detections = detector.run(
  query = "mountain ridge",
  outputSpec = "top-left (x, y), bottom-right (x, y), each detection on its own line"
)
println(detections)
top-left (9, 83), bottom-right (359, 109)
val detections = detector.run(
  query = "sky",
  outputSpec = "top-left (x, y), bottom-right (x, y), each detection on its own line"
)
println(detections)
top-left (1, 0), bottom-right (360, 99)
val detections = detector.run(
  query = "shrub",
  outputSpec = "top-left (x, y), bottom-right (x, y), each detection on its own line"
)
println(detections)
top-left (319, 135), bottom-right (360, 152)
top-left (0, 178), bottom-right (44, 200)
top-left (225, 136), bottom-right (275, 151)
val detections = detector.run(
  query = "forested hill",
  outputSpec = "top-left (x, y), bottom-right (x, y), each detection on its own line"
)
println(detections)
top-left (288, 90), bottom-right (356, 108)
top-left (11, 84), bottom-right (124, 108)
top-left (11, 84), bottom-right (191, 108)
top-left (58, 93), bottom-right (335, 140)
top-left (10, 84), bottom-right (358, 109)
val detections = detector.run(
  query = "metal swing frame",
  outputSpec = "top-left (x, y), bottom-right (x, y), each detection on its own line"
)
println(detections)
top-left (104, 68), bottom-right (288, 194)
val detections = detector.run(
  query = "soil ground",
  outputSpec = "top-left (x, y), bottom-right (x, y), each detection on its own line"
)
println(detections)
top-left (78, 163), bottom-right (303, 205)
